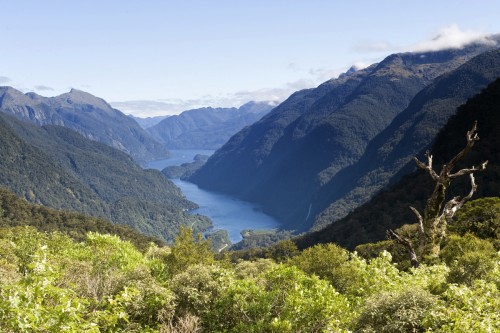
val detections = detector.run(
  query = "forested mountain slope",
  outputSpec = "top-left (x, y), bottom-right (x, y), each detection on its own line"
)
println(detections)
top-left (190, 41), bottom-right (499, 231)
top-left (148, 101), bottom-right (273, 149)
top-left (313, 49), bottom-right (500, 230)
top-left (0, 187), bottom-right (162, 250)
top-left (0, 87), bottom-right (168, 164)
top-left (0, 112), bottom-right (209, 242)
top-left (297, 77), bottom-right (500, 250)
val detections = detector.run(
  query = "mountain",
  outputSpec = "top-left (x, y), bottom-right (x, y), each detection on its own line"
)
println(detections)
top-left (312, 49), bottom-right (500, 230)
top-left (297, 77), bottom-right (500, 250)
top-left (129, 114), bottom-right (169, 129)
top-left (0, 111), bottom-right (210, 243)
top-left (147, 101), bottom-right (274, 149)
top-left (0, 87), bottom-right (169, 164)
top-left (190, 40), bottom-right (499, 232)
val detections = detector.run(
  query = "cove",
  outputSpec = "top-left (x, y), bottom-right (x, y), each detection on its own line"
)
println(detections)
top-left (147, 150), bottom-right (280, 243)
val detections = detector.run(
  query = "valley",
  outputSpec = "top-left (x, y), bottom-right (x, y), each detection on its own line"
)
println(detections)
top-left (147, 150), bottom-right (280, 243)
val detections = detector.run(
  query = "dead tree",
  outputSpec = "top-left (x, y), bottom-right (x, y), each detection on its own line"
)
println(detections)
top-left (387, 121), bottom-right (487, 267)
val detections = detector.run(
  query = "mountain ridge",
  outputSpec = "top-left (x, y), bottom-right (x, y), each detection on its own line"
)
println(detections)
top-left (0, 87), bottom-right (169, 164)
top-left (147, 101), bottom-right (274, 149)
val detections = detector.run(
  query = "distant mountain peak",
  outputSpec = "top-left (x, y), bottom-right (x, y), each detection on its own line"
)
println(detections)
top-left (0, 86), bottom-right (34, 106)
top-left (59, 88), bottom-right (112, 110)
top-left (239, 100), bottom-right (277, 113)
top-left (338, 64), bottom-right (367, 78)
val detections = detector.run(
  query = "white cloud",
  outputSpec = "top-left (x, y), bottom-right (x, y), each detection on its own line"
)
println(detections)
top-left (408, 25), bottom-right (496, 52)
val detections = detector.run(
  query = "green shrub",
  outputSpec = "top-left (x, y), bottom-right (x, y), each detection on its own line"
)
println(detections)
top-left (165, 226), bottom-right (214, 275)
top-left (208, 264), bottom-right (352, 332)
top-left (424, 280), bottom-right (500, 332)
top-left (170, 264), bottom-right (233, 320)
top-left (441, 233), bottom-right (497, 285)
top-left (451, 197), bottom-right (500, 241)
top-left (288, 243), bottom-right (356, 293)
top-left (355, 288), bottom-right (436, 332)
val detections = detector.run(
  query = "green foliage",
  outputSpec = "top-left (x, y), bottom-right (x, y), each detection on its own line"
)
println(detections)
top-left (451, 197), bottom-right (500, 242)
top-left (208, 265), bottom-right (352, 332)
top-left (233, 258), bottom-right (276, 279)
top-left (424, 280), bottom-right (500, 332)
top-left (441, 233), bottom-right (498, 285)
top-left (170, 264), bottom-right (233, 320)
top-left (205, 229), bottom-right (231, 252)
top-left (355, 288), bottom-right (436, 333)
top-left (264, 239), bottom-right (299, 262)
top-left (288, 243), bottom-right (355, 293)
top-left (166, 226), bottom-right (214, 275)
top-left (0, 222), bottom-right (497, 332)
top-left (0, 228), bottom-right (176, 332)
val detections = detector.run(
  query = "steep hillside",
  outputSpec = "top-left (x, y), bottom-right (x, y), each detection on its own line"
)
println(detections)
top-left (191, 42), bottom-right (499, 231)
top-left (148, 101), bottom-right (273, 149)
top-left (297, 77), bottom-right (500, 250)
top-left (0, 112), bottom-right (210, 242)
top-left (0, 187), bottom-right (162, 250)
top-left (0, 114), bottom-right (107, 216)
top-left (0, 87), bottom-right (169, 164)
top-left (313, 49), bottom-right (500, 230)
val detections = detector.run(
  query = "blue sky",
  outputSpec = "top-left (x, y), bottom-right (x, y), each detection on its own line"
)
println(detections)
top-left (2, 1), bottom-right (500, 116)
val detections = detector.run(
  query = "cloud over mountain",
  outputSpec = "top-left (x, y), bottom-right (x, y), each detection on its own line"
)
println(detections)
top-left (408, 25), bottom-right (497, 52)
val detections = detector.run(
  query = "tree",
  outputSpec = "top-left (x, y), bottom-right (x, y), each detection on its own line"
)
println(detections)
top-left (166, 226), bottom-right (214, 275)
top-left (388, 122), bottom-right (487, 267)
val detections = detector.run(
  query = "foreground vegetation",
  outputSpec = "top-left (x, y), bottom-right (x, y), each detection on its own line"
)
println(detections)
top-left (0, 197), bottom-right (498, 332)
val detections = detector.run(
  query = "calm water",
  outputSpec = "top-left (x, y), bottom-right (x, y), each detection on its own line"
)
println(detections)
top-left (147, 150), bottom-right (280, 242)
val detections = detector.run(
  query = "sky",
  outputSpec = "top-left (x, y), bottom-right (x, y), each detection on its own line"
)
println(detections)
top-left (2, 1), bottom-right (500, 117)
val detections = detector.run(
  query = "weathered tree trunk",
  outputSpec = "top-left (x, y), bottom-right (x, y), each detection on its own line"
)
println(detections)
top-left (388, 122), bottom-right (487, 267)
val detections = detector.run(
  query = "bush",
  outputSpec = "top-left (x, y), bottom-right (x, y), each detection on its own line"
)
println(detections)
top-left (165, 226), bottom-right (214, 275)
top-left (170, 264), bottom-right (233, 320)
top-left (441, 233), bottom-right (497, 285)
top-left (451, 197), bottom-right (500, 241)
top-left (424, 280), bottom-right (500, 332)
top-left (355, 288), bottom-right (436, 332)
top-left (288, 243), bottom-right (356, 293)
top-left (208, 265), bottom-right (352, 332)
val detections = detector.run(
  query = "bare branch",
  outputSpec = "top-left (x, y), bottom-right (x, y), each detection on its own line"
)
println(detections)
top-left (449, 161), bottom-right (488, 178)
top-left (441, 174), bottom-right (479, 224)
top-left (387, 229), bottom-right (419, 268)
top-left (414, 151), bottom-right (439, 181)
top-left (463, 173), bottom-right (478, 203)
top-left (409, 206), bottom-right (424, 237)
top-left (446, 121), bottom-right (479, 171)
